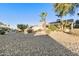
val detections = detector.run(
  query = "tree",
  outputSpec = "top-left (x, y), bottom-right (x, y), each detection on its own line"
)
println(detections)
top-left (54, 3), bottom-right (79, 31)
top-left (17, 24), bottom-right (28, 32)
top-left (40, 12), bottom-right (47, 30)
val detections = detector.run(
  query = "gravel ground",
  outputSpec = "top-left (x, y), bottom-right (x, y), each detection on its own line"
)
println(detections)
top-left (0, 32), bottom-right (78, 56)
top-left (49, 31), bottom-right (79, 56)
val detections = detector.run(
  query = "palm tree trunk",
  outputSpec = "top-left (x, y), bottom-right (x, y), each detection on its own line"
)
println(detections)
top-left (61, 17), bottom-right (64, 31)
top-left (70, 22), bottom-right (73, 31)
top-left (43, 20), bottom-right (46, 30)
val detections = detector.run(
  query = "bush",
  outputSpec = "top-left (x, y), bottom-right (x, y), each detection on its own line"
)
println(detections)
top-left (48, 24), bottom-right (58, 31)
top-left (0, 29), bottom-right (5, 35)
top-left (27, 28), bottom-right (33, 33)
top-left (0, 28), bottom-right (10, 35)
top-left (17, 24), bottom-right (28, 32)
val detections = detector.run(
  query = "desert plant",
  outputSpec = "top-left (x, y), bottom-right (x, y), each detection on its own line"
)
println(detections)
top-left (40, 12), bottom-right (47, 30)
top-left (0, 29), bottom-right (5, 35)
top-left (17, 24), bottom-right (28, 32)
top-left (27, 28), bottom-right (33, 33)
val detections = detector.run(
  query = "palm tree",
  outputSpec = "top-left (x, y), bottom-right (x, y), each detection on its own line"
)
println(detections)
top-left (40, 12), bottom-right (47, 30)
top-left (54, 3), bottom-right (79, 31)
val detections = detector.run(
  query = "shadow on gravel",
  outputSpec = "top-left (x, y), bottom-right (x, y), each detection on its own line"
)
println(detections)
top-left (0, 32), bottom-right (78, 56)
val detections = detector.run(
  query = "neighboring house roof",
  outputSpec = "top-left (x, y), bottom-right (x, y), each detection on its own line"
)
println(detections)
top-left (64, 19), bottom-right (74, 22)
top-left (49, 19), bottom-right (74, 25)
top-left (49, 22), bottom-right (59, 24)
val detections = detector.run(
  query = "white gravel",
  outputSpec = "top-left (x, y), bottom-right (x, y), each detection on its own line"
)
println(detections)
top-left (0, 32), bottom-right (78, 56)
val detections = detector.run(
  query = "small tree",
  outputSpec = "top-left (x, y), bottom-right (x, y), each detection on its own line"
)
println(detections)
top-left (40, 12), bottom-right (47, 30)
top-left (17, 24), bottom-right (28, 32)
top-left (54, 3), bottom-right (79, 31)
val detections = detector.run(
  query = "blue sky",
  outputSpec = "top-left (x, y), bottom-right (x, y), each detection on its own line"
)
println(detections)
top-left (0, 3), bottom-right (79, 28)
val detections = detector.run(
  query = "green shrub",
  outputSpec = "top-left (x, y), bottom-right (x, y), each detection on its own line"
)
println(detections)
top-left (17, 24), bottom-right (28, 32)
top-left (48, 24), bottom-right (58, 31)
top-left (0, 27), bottom-right (10, 35)
top-left (0, 29), bottom-right (5, 35)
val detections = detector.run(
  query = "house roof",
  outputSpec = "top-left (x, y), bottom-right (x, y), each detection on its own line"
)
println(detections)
top-left (49, 22), bottom-right (59, 24)
top-left (49, 19), bottom-right (74, 24)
